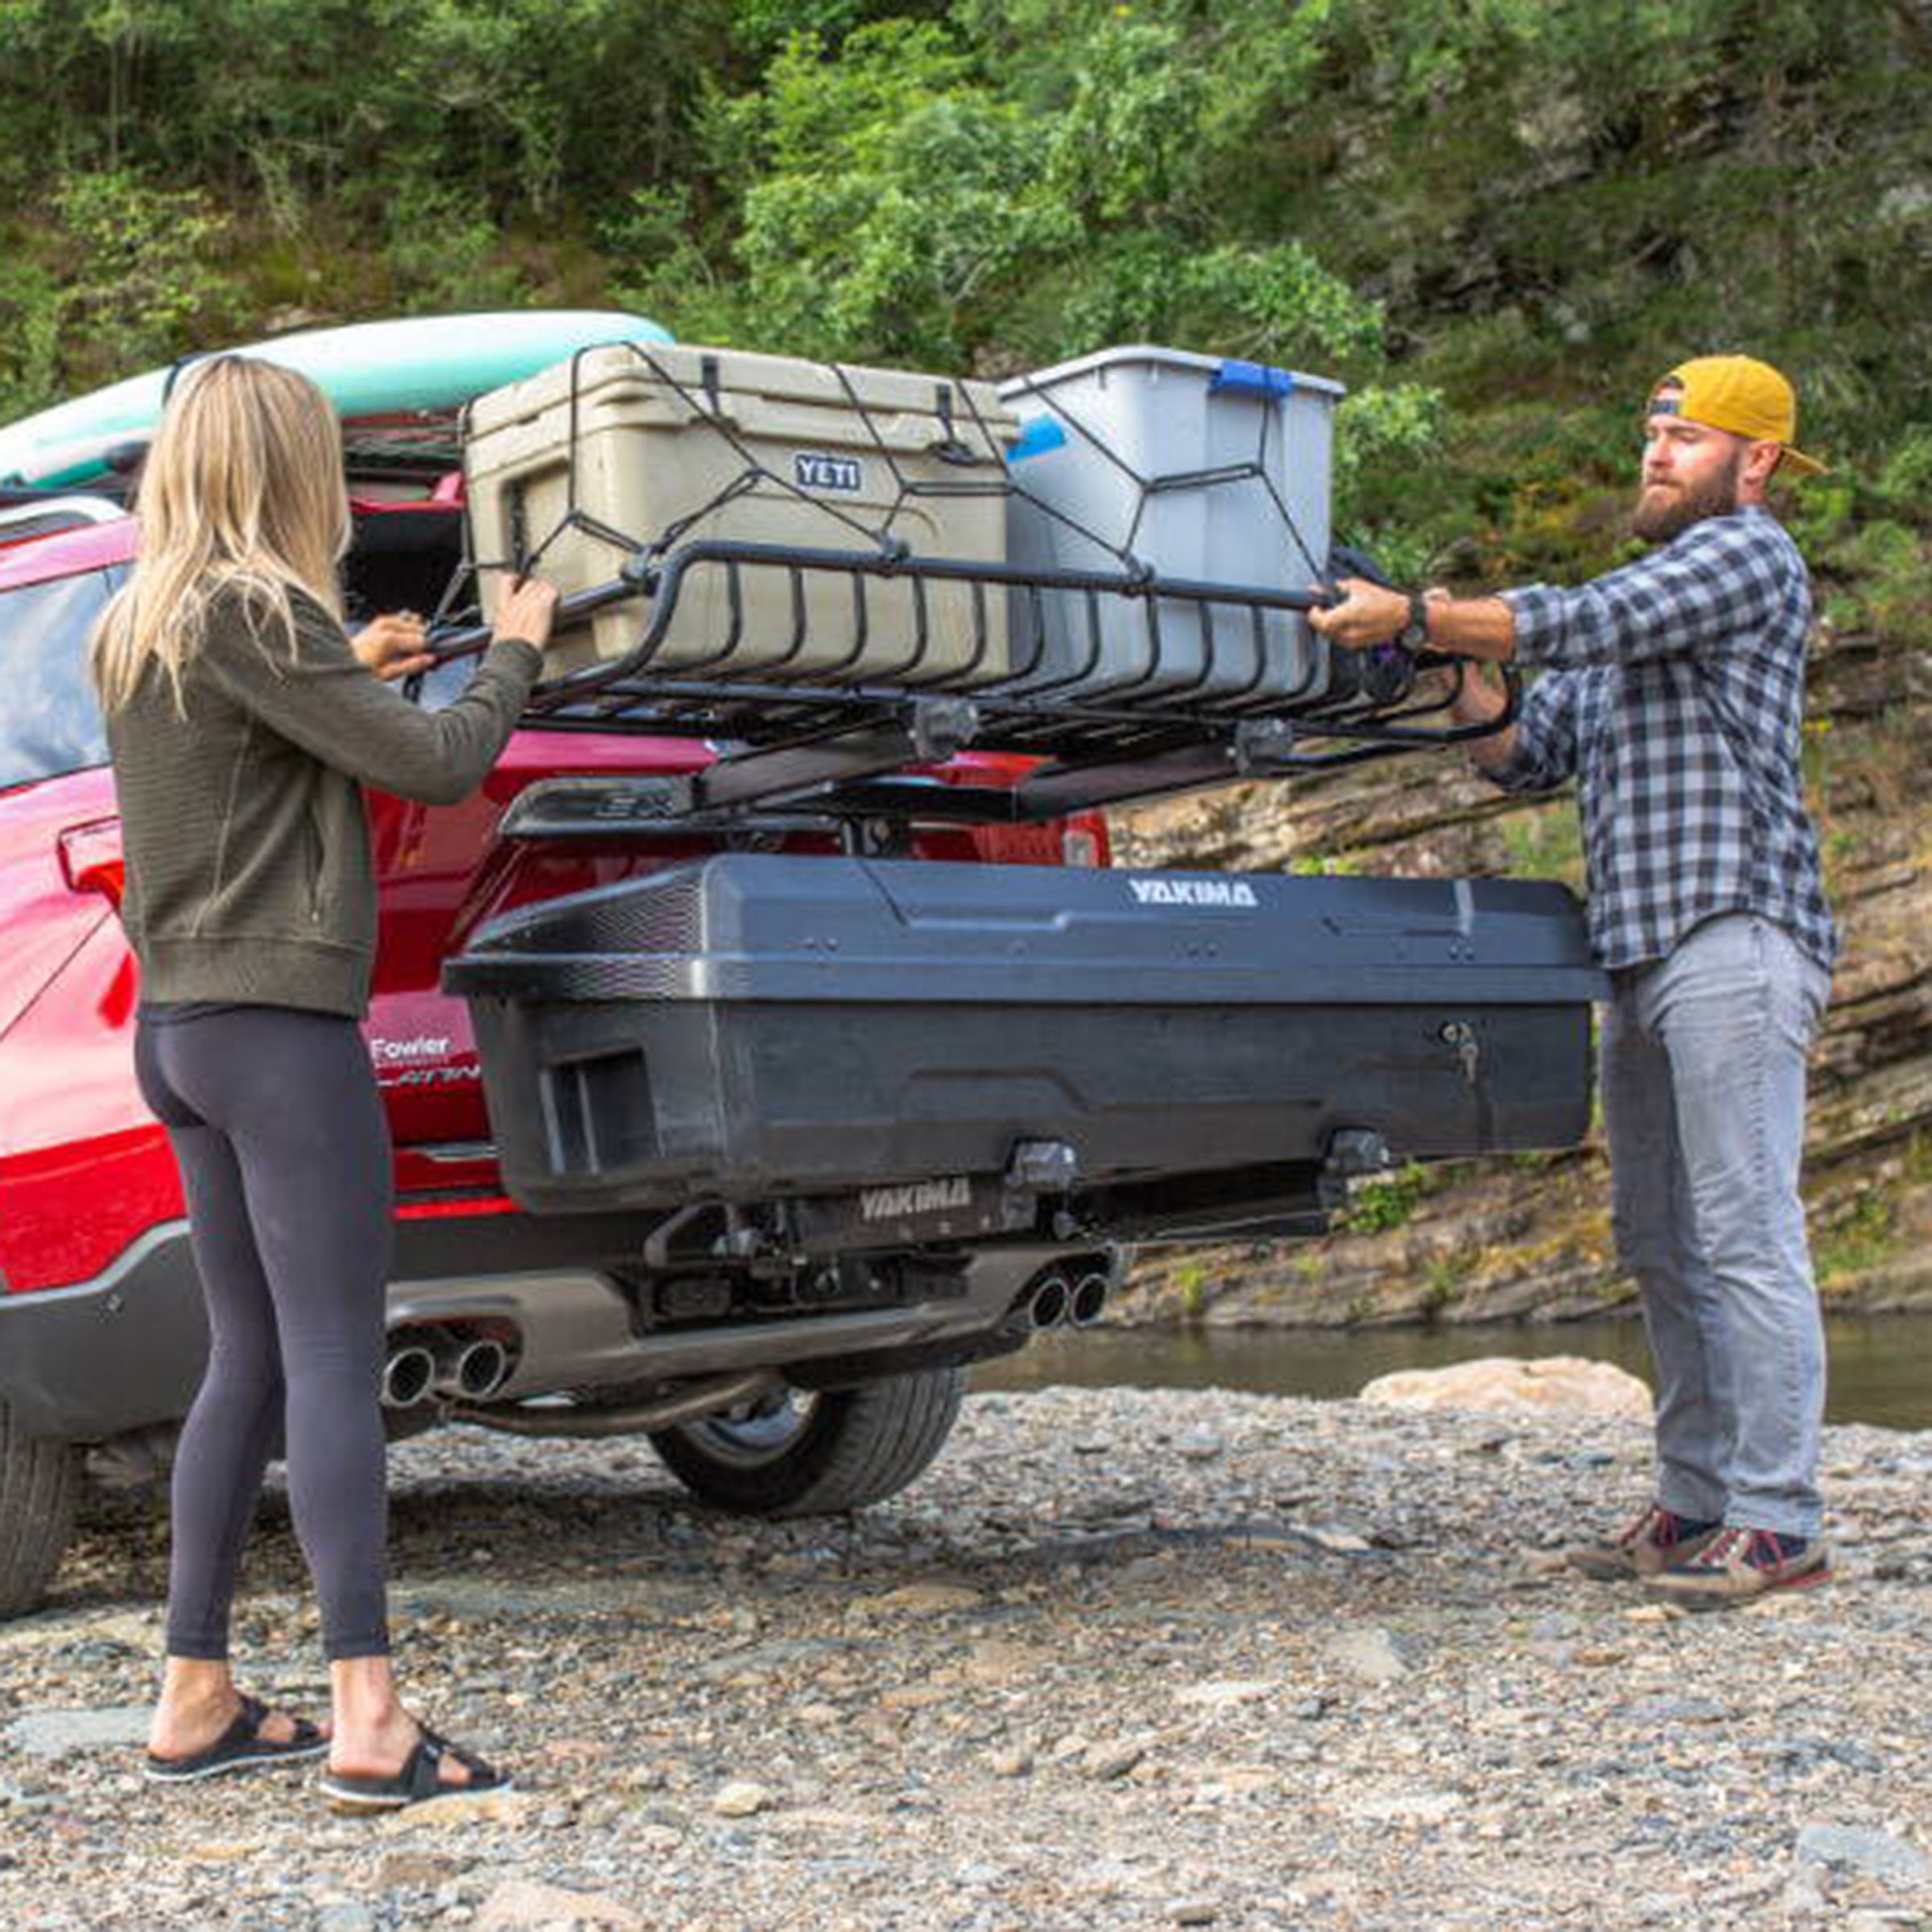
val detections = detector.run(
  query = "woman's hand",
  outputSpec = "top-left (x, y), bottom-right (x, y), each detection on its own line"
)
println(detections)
top-left (1307, 578), bottom-right (1410, 650)
top-left (493, 576), bottom-right (561, 652)
top-left (350, 612), bottom-right (435, 683)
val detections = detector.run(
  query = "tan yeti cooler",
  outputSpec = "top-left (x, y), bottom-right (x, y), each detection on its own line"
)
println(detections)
top-left (464, 343), bottom-right (1018, 683)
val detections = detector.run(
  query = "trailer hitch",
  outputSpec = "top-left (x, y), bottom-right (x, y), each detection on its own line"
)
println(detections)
top-left (1318, 1129), bottom-right (1396, 1211)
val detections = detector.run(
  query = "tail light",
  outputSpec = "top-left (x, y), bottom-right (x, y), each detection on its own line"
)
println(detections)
top-left (1061, 817), bottom-right (1108, 867)
top-left (58, 819), bottom-right (125, 906)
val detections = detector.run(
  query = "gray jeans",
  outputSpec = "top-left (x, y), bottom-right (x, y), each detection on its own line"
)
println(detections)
top-left (1602, 912), bottom-right (1833, 1539)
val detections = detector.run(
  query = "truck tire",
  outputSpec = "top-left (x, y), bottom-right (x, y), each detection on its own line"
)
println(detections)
top-left (650, 1368), bottom-right (964, 1517)
top-left (0, 1398), bottom-right (79, 1620)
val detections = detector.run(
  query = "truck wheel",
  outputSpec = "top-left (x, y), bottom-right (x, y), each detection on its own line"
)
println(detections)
top-left (650, 1368), bottom-right (964, 1517)
top-left (0, 1399), bottom-right (79, 1620)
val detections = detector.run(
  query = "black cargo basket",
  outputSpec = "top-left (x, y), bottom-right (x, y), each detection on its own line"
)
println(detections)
top-left (444, 856), bottom-right (1606, 1220)
top-left (423, 341), bottom-right (1523, 826)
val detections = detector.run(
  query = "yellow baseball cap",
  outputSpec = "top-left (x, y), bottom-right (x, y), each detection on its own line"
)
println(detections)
top-left (1649, 354), bottom-right (1827, 476)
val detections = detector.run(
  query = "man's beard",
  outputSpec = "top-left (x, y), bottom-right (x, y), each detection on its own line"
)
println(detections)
top-left (1632, 456), bottom-right (1744, 543)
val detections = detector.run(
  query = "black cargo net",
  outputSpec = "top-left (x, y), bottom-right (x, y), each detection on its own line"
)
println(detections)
top-left (423, 340), bottom-right (1511, 823)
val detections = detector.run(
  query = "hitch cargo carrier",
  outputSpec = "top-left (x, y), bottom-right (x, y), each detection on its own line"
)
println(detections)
top-left (444, 856), bottom-right (1607, 1229)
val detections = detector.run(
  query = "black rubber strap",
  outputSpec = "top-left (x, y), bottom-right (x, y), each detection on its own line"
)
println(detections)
top-left (413, 1727), bottom-right (500, 1794)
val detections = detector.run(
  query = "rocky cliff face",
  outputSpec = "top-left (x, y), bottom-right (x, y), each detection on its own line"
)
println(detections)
top-left (1108, 621), bottom-right (1932, 1328)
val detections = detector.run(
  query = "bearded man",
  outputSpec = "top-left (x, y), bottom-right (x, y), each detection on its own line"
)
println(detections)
top-left (1311, 356), bottom-right (1837, 1610)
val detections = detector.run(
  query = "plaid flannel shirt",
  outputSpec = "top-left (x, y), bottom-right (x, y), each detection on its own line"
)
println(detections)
top-left (1488, 506), bottom-right (1837, 975)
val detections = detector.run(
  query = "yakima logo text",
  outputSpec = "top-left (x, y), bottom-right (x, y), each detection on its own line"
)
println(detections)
top-left (1128, 878), bottom-right (1258, 909)
top-left (860, 1176), bottom-right (972, 1222)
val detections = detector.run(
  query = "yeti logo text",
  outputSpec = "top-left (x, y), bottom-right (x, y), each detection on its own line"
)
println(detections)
top-left (795, 452), bottom-right (863, 493)
top-left (860, 1176), bottom-right (972, 1222)
top-left (1128, 878), bottom-right (1259, 909)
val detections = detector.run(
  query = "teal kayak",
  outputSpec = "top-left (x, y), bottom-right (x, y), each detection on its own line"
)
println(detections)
top-left (0, 309), bottom-right (671, 489)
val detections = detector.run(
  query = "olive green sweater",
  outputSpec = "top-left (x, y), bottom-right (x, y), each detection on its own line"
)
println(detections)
top-left (107, 584), bottom-right (542, 1019)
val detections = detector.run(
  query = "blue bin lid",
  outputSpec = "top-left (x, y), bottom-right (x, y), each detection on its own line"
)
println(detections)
top-left (997, 344), bottom-right (1345, 407)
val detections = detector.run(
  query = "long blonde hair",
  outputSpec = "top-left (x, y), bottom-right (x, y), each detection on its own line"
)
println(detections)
top-left (91, 355), bottom-right (349, 713)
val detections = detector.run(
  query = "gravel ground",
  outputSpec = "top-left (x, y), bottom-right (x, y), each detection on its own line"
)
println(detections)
top-left (2, 1386), bottom-right (1930, 1932)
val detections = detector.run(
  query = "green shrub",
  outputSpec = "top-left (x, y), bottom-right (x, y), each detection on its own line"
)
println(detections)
top-left (47, 171), bottom-right (237, 385)
top-left (1344, 1164), bottom-right (1430, 1236)
top-left (0, 255), bottom-right (64, 421)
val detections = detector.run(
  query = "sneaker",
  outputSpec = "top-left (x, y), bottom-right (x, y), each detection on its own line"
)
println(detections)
top-left (1563, 1503), bottom-right (1724, 1581)
top-left (1644, 1526), bottom-right (1832, 1612)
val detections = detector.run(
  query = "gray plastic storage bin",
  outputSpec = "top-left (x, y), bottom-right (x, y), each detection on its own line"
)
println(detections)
top-left (998, 346), bottom-right (1344, 705)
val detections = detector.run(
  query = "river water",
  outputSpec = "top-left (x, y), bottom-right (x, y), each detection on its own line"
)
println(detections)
top-left (976, 1313), bottom-right (1932, 1431)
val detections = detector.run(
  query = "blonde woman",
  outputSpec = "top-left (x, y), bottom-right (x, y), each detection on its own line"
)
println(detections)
top-left (93, 355), bottom-right (559, 1807)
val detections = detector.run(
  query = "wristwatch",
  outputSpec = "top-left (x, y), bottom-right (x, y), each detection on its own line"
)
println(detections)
top-left (1397, 591), bottom-right (1430, 651)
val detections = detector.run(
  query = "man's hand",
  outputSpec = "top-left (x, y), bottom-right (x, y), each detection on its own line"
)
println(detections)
top-left (1447, 654), bottom-right (1521, 771)
top-left (1449, 656), bottom-right (1510, 728)
top-left (350, 611), bottom-right (434, 683)
top-left (1307, 577), bottom-right (1410, 650)
top-left (1316, 583), bottom-right (1521, 665)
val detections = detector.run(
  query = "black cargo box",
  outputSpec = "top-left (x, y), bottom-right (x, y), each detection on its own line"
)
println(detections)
top-left (444, 856), bottom-right (1607, 1217)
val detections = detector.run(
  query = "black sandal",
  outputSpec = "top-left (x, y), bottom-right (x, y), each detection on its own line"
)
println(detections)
top-left (144, 1693), bottom-right (328, 1784)
top-left (319, 1726), bottom-right (511, 1813)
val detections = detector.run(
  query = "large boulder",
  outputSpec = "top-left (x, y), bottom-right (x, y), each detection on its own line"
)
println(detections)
top-left (1358, 1355), bottom-right (1653, 1420)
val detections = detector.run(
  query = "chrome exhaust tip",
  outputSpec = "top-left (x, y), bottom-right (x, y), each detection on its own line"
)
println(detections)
top-left (381, 1344), bottom-right (436, 1410)
top-left (1067, 1272), bottom-right (1109, 1328)
top-left (442, 1336), bottom-right (512, 1402)
top-left (1028, 1274), bottom-right (1071, 1331)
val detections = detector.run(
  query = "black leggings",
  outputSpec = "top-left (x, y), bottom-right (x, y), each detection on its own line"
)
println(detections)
top-left (135, 1006), bottom-right (394, 1662)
